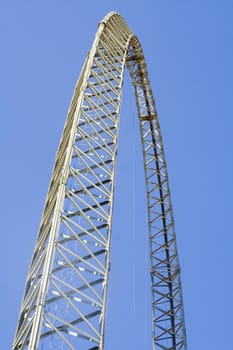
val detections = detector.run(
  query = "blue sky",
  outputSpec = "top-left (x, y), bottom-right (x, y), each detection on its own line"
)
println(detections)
top-left (1, 1), bottom-right (233, 349)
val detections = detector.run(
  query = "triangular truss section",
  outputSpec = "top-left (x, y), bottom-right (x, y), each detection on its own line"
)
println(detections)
top-left (12, 12), bottom-right (187, 350)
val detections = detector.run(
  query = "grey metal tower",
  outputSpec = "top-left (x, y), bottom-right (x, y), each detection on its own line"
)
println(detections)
top-left (12, 12), bottom-right (187, 350)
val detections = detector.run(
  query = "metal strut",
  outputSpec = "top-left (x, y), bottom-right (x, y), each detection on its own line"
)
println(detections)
top-left (12, 11), bottom-right (187, 350)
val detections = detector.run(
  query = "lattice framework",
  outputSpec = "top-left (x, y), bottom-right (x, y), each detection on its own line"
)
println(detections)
top-left (12, 12), bottom-right (187, 350)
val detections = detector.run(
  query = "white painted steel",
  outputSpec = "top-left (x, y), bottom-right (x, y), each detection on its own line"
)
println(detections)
top-left (12, 12), bottom-right (187, 350)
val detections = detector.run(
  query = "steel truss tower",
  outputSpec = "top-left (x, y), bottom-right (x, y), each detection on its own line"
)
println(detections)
top-left (12, 12), bottom-right (187, 350)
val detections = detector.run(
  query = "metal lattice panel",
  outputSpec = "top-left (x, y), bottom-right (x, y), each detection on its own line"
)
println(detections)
top-left (12, 12), bottom-right (187, 350)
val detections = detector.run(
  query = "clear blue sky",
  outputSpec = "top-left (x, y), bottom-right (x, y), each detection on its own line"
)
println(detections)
top-left (1, 1), bottom-right (233, 349)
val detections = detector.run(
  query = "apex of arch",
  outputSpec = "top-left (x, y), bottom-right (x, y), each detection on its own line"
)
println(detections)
top-left (99, 11), bottom-right (123, 26)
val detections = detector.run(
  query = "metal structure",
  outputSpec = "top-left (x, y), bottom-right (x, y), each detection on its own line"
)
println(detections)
top-left (12, 12), bottom-right (187, 350)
